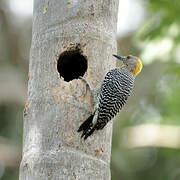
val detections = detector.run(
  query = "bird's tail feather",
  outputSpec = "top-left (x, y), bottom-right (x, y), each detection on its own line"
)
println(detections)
top-left (77, 114), bottom-right (96, 140)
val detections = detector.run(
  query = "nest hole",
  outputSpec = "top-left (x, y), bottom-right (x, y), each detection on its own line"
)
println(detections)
top-left (57, 50), bottom-right (87, 82)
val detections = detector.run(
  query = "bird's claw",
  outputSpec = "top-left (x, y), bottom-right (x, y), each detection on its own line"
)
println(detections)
top-left (79, 76), bottom-right (99, 107)
top-left (79, 76), bottom-right (91, 96)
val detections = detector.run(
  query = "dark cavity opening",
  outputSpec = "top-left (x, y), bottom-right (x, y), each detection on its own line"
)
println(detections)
top-left (57, 50), bottom-right (87, 82)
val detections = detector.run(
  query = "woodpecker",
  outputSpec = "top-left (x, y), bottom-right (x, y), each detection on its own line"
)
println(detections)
top-left (78, 54), bottom-right (143, 140)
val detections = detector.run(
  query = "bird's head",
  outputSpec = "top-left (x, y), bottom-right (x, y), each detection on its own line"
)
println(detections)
top-left (113, 54), bottom-right (143, 76)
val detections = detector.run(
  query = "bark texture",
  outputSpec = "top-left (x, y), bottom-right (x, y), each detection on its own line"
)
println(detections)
top-left (19, 0), bottom-right (119, 179)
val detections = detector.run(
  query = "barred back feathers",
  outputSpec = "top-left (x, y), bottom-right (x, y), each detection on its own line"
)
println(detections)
top-left (78, 67), bottom-right (134, 140)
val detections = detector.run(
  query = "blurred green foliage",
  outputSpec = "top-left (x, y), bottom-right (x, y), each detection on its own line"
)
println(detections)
top-left (112, 0), bottom-right (180, 180)
top-left (0, 0), bottom-right (31, 179)
top-left (140, 0), bottom-right (180, 40)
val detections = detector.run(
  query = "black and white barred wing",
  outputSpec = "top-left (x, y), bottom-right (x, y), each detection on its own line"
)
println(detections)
top-left (95, 68), bottom-right (134, 129)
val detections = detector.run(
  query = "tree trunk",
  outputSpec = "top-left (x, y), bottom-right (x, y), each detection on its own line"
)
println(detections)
top-left (19, 0), bottom-right (119, 179)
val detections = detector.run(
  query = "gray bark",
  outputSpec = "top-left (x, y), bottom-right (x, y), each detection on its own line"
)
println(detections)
top-left (19, 0), bottom-right (119, 179)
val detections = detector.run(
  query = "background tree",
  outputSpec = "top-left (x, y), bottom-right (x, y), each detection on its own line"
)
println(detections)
top-left (19, 0), bottom-right (119, 179)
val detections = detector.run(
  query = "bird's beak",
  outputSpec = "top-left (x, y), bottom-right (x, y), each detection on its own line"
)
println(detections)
top-left (113, 54), bottom-right (126, 61)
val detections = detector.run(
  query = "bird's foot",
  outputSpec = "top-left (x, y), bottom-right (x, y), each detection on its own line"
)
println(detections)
top-left (79, 76), bottom-right (97, 106)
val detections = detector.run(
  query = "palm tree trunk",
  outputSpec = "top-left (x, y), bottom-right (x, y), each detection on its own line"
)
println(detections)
top-left (19, 0), bottom-right (119, 179)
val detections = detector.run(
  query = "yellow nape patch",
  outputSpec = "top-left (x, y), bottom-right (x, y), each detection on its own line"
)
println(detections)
top-left (133, 58), bottom-right (143, 75)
